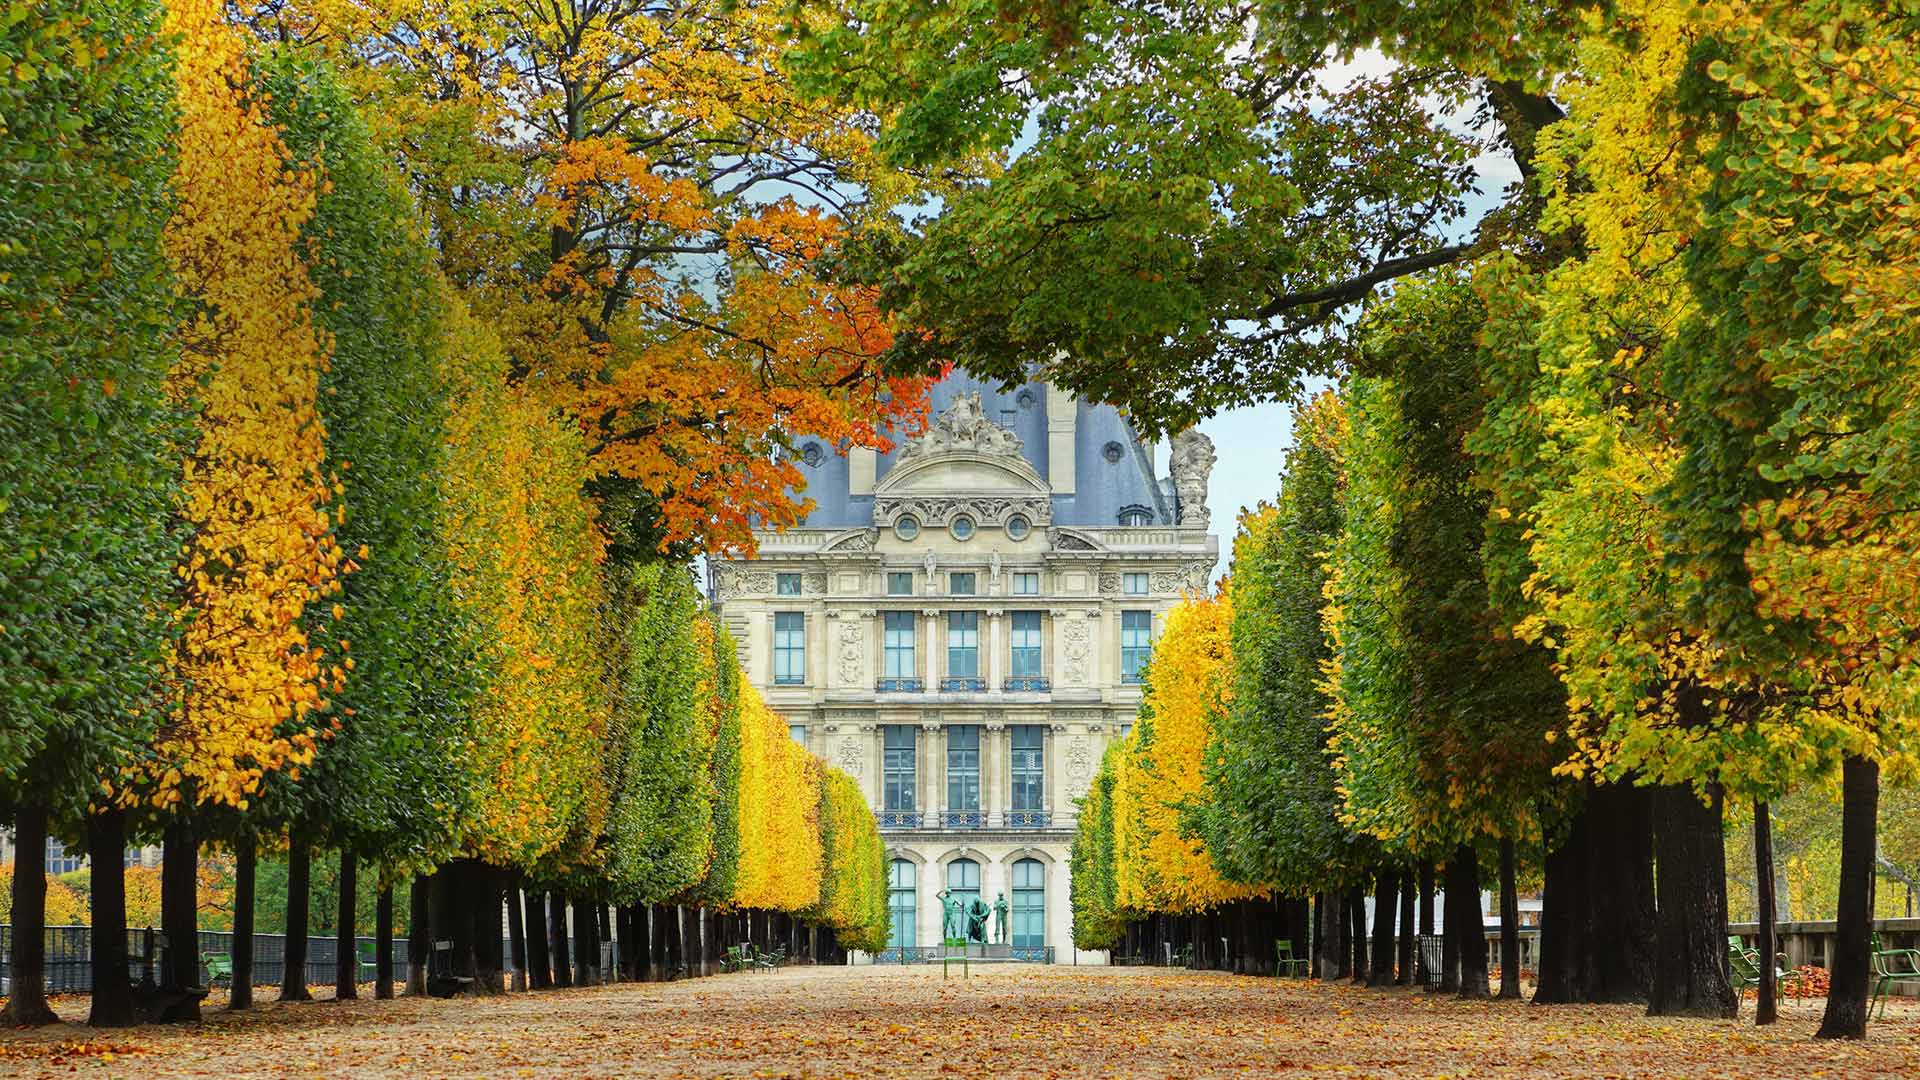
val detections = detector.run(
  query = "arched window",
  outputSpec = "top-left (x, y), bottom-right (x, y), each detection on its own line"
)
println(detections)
top-left (1117, 505), bottom-right (1152, 527)
top-left (1012, 859), bottom-right (1045, 947)
top-left (946, 857), bottom-right (981, 915)
top-left (888, 859), bottom-right (917, 949)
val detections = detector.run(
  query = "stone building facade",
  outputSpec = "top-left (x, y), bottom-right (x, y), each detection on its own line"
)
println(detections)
top-left (711, 372), bottom-right (1217, 962)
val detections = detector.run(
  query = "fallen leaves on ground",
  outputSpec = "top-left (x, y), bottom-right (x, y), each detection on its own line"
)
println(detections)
top-left (2, 965), bottom-right (1918, 1078)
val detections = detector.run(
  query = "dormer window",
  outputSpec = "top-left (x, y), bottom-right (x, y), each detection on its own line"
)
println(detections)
top-left (1118, 505), bottom-right (1152, 527)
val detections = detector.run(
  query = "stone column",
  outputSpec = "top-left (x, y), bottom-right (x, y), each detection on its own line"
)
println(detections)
top-left (923, 608), bottom-right (940, 690)
top-left (986, 609), bottom-right (1004, 692)
top-left (923, 720), bottom-right (943, 823)
top-left (984, 720), bottom-right (1005, 827)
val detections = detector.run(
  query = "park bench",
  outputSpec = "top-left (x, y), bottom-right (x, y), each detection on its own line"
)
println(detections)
top-left (202, 950), bottom-right (233, 988)
top-left (1871, 933), bottom-right (1920, 1018)
top-left (1727, 936), bottom-right (1799, 1004)
top-left (1274, 939), bottom-right (1309, 978)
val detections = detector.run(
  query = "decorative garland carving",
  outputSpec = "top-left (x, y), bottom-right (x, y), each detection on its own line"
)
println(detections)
top-left (874, 494), bottom-right (1052, 529)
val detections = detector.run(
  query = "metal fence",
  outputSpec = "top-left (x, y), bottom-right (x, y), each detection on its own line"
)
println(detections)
top-left (0, 925), bottom-right (410, 995)
top-left (869, 944), bottom-right (1056, 964)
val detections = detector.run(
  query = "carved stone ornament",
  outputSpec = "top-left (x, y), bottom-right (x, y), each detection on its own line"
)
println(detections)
top-left (712, 563), bottom-right (774, 598)
top-left (1063, 619), bottom-right (1092, 684)
top-left (894, 391), bottom-right (1025, 463)
top-left (1051, 531), bottom-right (1099, 552)
top-left (1097, 572), bottom-right (1121, 596)
top-left (824, 530), bottom-right (876, 553)
top-left (1066, 736), bottom-right (1094, 797)
top-left (805, 572), bottom-right (828, 594)
top-left (836, 619), bottom-right (865, 684)
top-left (836, 736), bottom-right (865, 778)
top-left (1183, 559), bottom-right (1214, 589)
top-left (1170, 427), bottom-right (1217, 526)
top-left (876, 494), bottom-right (1051, 530)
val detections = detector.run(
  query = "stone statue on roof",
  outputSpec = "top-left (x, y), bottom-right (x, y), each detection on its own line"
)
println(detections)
top-left (897, 391), bottom-right (1024, 462)
top-left (1170, 427), bottom-right (1216, 526)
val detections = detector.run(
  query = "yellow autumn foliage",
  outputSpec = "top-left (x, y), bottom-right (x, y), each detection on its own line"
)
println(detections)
top-left (732, 682), bottom-right (822, 912)
top-left (148, 0), bottom-right (345, 811)
top-left (1113, 590), bottom-right (1268, 914)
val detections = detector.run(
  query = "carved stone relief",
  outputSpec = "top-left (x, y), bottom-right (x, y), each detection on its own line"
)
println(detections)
top-left (836, 619), bottom-right (865, 684)
top-left (1169, 427), bottom-right (1217, 526)
top-left (712, 563), bottom-right (774, 598)
top-left (893, 391), bottom-right (1025, 462)
top-left (1066, 736), bottom-right (1094, 798)
top-left (875, 495), bottom-right (1051, 529)
top-left (1097, 572), bottom-right (1121, 596)
top-left (836, 736), bottom-right (865, 778)
top-left (1063, 619), bottom-right (1092, 684)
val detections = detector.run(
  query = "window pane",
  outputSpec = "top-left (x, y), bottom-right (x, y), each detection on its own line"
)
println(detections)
top-left (884, 611), bottom-right (916, 677)
top-left (776, 572), bottom-right (802, 595)
top-left (889, 859), bottom-right (917, 949)
top-left (1010, 611), bottom-right (1042, 677)
top-left (887, 571), bottom-right (913, 595)
top-left (774, 611), bottom-right (806, 684)
top-left (788, 723), bottom-right (807, 744)
top-left (1013, 572), bottom-right (1039, 595)
top-left (947, 611), bottom-right (979, 677)
top-left (947, 726), bottom-right (980, 810)
top-left (1123, 572), bottom-right (1148, 595)
top-left (1121, 609), bottom-right (1151, 682)
top-left (949, 572), bottom-right (976, 596)
top-left (883, 725), bottom-right (916, 810)
top-left (1012, 858), bottom-right (1045, 947)
top-left (1011, 725), bottom-right (1044, 810)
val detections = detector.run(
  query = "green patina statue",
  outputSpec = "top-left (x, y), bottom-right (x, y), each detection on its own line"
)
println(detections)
top-left (966, 897), bottom-right (991, 944)
top-left (938, 889), bottom-right (966, 943)
top-left (993, 892), bottom-right (1010, 945)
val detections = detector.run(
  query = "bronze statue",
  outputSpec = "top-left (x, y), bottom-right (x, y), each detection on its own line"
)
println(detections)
top-left (937, 889), bottom-right (965, 943)
top-left (993, 892), bottom-right (1010, 945)
top-left (966, 896), bottom-right (991, 944)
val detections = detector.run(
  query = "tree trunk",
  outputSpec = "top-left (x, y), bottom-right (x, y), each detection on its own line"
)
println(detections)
top-left (1368, 871), bottom-right (1396, 986)
top-left (282, 829), bottom-right (312, 1001)
top-left (2, 803), bottom-right (59, 1026)
top-left (1437, 864), bottom-right (1460, 994)
top-left (1594, 782), bottom-right (1656, 1003)
top-left (335, 848), bottom-right (358, 1000)
top-left (1451, 845), bottom-right (1489, 999)
top-left (1753, 799), bottom-right (1778, 1026)
top-left (1309, 892), bottom-right (1324, 979)
top-left (159, 817), bottom-right (202, 1021)
top-left (507, 879), bottom-right (527, 992)
top-left (1817, 755), bottom-right (1879, 1039)
top-left (525, 889), bottom-right (551, 989)
top-left (1647, 783), bottom-right (1735, 1018)
top-left (375, 882), bottom-right (395, 1000)
top-left (406, 872), bottom-right (430, 997)
top-left (1347, 886), bottom-right (1367, 984)
top-left (230, 834), bottom-right (256, 1010)
top-left (550, 892), bottom-right (573, 987)
top-left (477, 866), bottom-right (505, 994)
top-left (574, 898), bottom-right (598, 986)
top-left (1498, 837), bottom-right (1521, 999)
top-left (1397, 872), bottom-right (1416, 985)
top-left (86, 808), bottom-right (136, 1027)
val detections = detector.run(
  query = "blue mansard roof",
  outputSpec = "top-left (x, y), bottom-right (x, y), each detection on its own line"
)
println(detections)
top-left (789, 371), bottom-right (1173, 529)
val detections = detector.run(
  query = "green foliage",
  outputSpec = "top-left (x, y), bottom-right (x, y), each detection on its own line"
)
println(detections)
top-left (259, 51), bottom-right (480, 868)
top-left (0, 0), bottom-right (184, 822)
top-left (1200, 394), bottom-right (1358, 892)
top-left (1068, 744), bottom-right (1126, 949)
top-left (689, 612), bottom-right (744, 907)
top-left (808, 768), bottom-right (890, 952)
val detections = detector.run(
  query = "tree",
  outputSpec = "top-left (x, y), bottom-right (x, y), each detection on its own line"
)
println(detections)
top-left (1069, 744), bottom-right (1127, 951)
top-left (0, 0), bottom-right (183, 1028)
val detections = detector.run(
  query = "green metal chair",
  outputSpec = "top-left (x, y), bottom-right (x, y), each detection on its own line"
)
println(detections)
top-left (1274, 939), bottom-right (1310, 978)
top-left (1728, 935), bottom-right (1800, 1004)
top-left (202, 951), bottom-right (233, 988)
top-left (1871, 933), bottom-right (1920, 1018)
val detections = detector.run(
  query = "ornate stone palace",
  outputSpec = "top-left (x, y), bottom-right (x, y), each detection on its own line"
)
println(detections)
top-left (711, 373), bottom-right (1218, 962)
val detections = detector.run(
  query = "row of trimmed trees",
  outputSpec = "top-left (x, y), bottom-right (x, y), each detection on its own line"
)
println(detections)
top-left (1, 0), bottom-right (887, 1028)
top-left (1074, 255), bottom-right (1918, 1041)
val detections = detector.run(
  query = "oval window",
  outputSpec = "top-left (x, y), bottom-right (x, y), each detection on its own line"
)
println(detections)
top-left (1006, 515), bottom-right (1031, 541)
top-left (950, 516), bottom-right (976, 541)
top-left (894, 516), bottom-right (920, 541)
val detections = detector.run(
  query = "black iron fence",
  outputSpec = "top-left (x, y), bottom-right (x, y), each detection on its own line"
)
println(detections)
top-left (0, 925), bottom-right (410, 995)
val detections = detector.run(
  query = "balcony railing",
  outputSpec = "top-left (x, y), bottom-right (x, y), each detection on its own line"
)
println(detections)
top-left (938, 677), bottom-right (988, 692)
top-left (875, 677), bottom-right (924, 693)
top-left (1005, 809), bottom-right (1052, 828)
top-left (875, 809), bottom-right (923, 829)
top-left (1002, 677), bottom-right (1051, 692)
top-left (941, 810), bottom-right (985, 829)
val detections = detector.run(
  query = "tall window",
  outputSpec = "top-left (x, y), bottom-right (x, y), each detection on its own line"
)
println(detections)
top-left (1121, 610), bottom-right (1152, 683)
top-left (883, 725), bottom-right (916, 810)
top-left (946, 858), bottom-right (982, 928)
top-left (1009, 612), bottom-right (1043, 677)
top-left (1118, 506), bottom-right (1152, 527)
top-left (1123, 571), bottom-right (1149, 596)
top-left (788, 723), bottom-right (807, 745)
top-left (947, 726), bottom-right (980, 810)
top-left (949, 572), bottom-right (976, 596)
top-left (44, 838), bottom-right (83, 876)
top-left (883, 611), bottom-right (917, 677)
top-left (776, 572), bottom-right (803, 596)
top-left (887, 571), bottom-right (914, 596)
top-left (947, 611), bottom-right (979, 677)
top-left (1012, 859), bottom-right (1045, 947)
top-left (774, 611), bottom-right (806, 684)
top-left (1012, 572), bottom-right (1040, 595)
top-left (889, 860), bottom-right (917, 949)
top-left (1011, 726), bottom-right (1044, 810)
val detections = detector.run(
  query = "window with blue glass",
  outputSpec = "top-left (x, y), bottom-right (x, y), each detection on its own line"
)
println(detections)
top-left (1012, 572), bottom-right (1040, 595)
top-left (1011, 726), bottom-right (1044, 811)
top-left (948, 572), bottom-right (976, 596)
top-left (883, 725), bottom-right (916, 810)
top-left (884, 611), bottom-right (916, 677)
top-left (946, 858), bottom-right (982, 933)
top-left (44, 837), bottom-right (83, 876)
top-left (1121, 610), bottom-right (1152, 682)
top-left (947, 726), bottom-right (980, 810)
top-left (887, 571), bottom-right (914, 595)
top-left (889, 859), bottom-right (917, 949)
top-left (1012, 858), bottom-right (1045, 947)
top-left (947, 611), bottom-right (979, 677)
top-left (773, 611), bottom-right (806, 684)
top-left (1123, 571), bottom-right (1149, 596)
top-left (1009, 612), bottom-right (1043, 677)
top-left (776, 572), bottom-right (802, 596)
